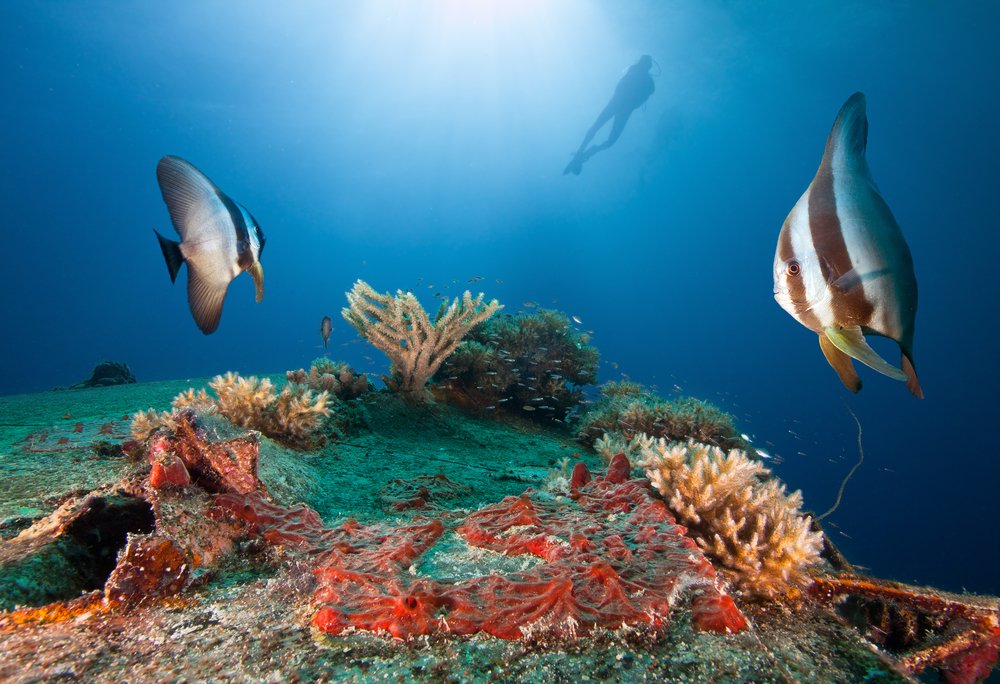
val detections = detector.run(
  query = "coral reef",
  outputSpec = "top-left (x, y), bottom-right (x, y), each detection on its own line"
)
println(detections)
top-left (342, 279), bottom-right (501, 400)
top-left (65, 361), bottom-right (137, 389)
top-left (218, 454), bottom-right (747, 640)
top-left (130, 372), bottom-right (331, 445)
top-left (432, 308), bottom-right (600, 422)
top-left (286, 357), bottom-right (370, 401)
top-left (638, 439), bottom-right (823, 598)
top-left (4, 383), bottom-right (1000, 683)
top-left (578, 380), bottom-right (742, 450)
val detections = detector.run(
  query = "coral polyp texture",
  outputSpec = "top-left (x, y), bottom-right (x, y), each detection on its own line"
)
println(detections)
top-left (286, 358), bottom-right (371, 401)
top-left (130, 372), bottom-right (331, 445)
top-left (638, 439), bottom-right (824, 598)
top-left (432, 308), bottom-right (600, 422)
top-left (342, 279), bottom-right (502, 400)
top-left (578, 381), bottom-right (741, 451)
top-left (216, 454), bottom-right (747, 641)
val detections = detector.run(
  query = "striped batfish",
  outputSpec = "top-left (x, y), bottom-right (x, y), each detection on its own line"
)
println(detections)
top-left (773, 93), bottom-right (922, 398)
top-left (154, 156), bottom-right (266, 335)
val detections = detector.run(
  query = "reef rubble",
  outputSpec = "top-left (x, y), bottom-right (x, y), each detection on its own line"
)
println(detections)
top-left (0, 378), bottom-right (997, 683)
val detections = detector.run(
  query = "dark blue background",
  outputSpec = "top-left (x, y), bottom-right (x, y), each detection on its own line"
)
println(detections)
top-left (2, 1), bottom-right (998, 597)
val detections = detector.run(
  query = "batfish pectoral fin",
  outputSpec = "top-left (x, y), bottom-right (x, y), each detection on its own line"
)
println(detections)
top-left (247, 261), bottom-right (264, 303)
top-left (819, 334), bottom-right (862, 393)
top-left (901, 353), bottom-right (924, 399)
top-left (824, 326), bottom-right (908, 382)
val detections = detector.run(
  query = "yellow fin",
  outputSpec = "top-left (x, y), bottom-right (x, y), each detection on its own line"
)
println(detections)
top-left (247, 261), bottom-right (265, 303)
top-left (824, 326), bottom-right (907, 381)
top-left (819, 335), bottom-right (862, 393)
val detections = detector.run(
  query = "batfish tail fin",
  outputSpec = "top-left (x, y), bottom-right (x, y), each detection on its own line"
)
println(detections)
top-left (825, 92), bottom-right (876, 183)
top-left (819, 334), bottom-right (862, 393)
top-left (154, 229), bottom-right (184, 284)
top-left (901, 353), bottom-right (924, 399)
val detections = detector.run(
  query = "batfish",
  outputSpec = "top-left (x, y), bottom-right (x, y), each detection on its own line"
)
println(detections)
top-left (154, 155), bottom-right (266, 334)
top-left (320, 316), bottom-right (332, 347)
top-left (773, 93), bottom-right (922, 398)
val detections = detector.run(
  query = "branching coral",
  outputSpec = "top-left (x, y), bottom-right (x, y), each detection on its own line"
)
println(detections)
top-left (637, 438), bottom-right (823, 598)
top-left (130, 372), bottom-right (331, 444)
top-left (594, 432), bottom-right (654, 465)
top-left (578, 380), bottom-right (741, 450)
top-left (342, 279), bottom-right (501, 400)
top-left (432, 308), bottom-right (600, 422)
top-left (286, 358), bottom-right (371, 401)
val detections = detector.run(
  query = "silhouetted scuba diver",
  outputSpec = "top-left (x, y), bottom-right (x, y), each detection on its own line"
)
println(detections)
top-left (564, 55), bottom-right (655, 175)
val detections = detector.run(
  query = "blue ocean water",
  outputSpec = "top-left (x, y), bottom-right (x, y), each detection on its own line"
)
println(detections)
top-left (2, 0), bottom-right (998, 604)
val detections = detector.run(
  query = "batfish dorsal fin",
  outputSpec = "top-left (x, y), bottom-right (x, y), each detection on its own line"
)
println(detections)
top-left (156, 155), bottom-right (224, 240)
top-left (824, 92), bottom-right (875, 183)
top-left (187, 267), bottom-right (230, 335)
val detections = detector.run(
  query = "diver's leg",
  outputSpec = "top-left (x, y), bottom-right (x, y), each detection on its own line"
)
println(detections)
top-left (602, 110), bottom-right (631, 148)
top-left (578, 111), bottom-right (634, 166)
top-left (577, 103), bottom-right (616, 154)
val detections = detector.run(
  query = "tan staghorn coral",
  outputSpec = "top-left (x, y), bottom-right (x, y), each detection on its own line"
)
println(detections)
top-left (342, 279), bottom-right (501, 400)
top-left (131, 372), bottom-right (331, 445)
top-left (594, 432), bottom-right (654, 465)
top-left (638, 438), bottom-right (823, 598)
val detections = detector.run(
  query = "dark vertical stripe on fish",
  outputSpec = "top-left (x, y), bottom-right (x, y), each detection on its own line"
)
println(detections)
top-left (808, 163), bottom-right (874, 326)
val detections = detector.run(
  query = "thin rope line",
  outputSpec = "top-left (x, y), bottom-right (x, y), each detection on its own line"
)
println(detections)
top-left (816, 398), bottom-right (863, 522)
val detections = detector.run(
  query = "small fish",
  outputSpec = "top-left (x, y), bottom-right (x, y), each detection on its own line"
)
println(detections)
top-left (611, 362), bottom-right (619, 369)
top-left (741, 433), bottom-right (752, 442)
top-left (572, 315), bottom-right (582, 324)
top-left (522, 406), bottom-right (536, 411)
top-left (585, 329), bottom-right (594, 334)
top-left (496, 279), bottom-right (503, 283)
top-left (433, 292), bottom-right (442, 298)
top-left (320, 316), bottom-right (332, 347)
top-left (523, 301), bottom-right (538, 308)
top-left (773, 93), bottom-right (922, 398)
top-left (154, 156), bottom-right (266, 334)
top-left (757, 450), bottom-right (773, 460)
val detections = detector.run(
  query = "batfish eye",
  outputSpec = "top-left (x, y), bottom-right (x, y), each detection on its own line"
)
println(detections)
top-left (786, 260), bottom-right (801, 277)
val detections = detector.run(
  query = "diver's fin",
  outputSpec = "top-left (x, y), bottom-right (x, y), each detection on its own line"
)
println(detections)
top-left (154, 229), bottom-right (185, 284)
top-left (819, 334), bottom-right (861, 393)
top-left (247, 261), bottom-right (265, 303)
top-left (187, 268), bottom-right (230, 335)
top-left (901, 353), bottom-right (924, 399)
top-left (563, 153), bottom-right (583, 176)
top-left (824, 326), bottom-right (908, 381)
